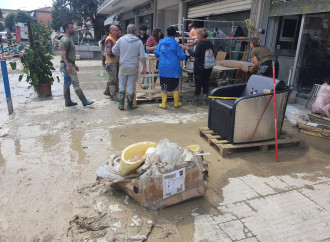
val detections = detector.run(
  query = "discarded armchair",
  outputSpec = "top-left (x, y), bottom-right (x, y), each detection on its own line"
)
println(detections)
top-left (208, 75), bottom-right (288, 144)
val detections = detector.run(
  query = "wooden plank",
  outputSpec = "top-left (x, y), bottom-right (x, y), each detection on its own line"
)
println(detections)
top-left (211, 139), bottom-right (229, 145)
top-left (220, 137), bottom-right (299, 149)
top-left (199, 126), bottom-right (302, 157)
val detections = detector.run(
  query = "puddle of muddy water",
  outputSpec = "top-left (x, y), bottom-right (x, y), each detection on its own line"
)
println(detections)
top-left (70, 130), bottom-right (87, 164)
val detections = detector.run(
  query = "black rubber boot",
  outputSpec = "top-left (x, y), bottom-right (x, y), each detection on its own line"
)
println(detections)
top-left (127, 93), bottom-right (136, 110)
top-left (192, 95), bottom-right (199, 106)
top-left (109, 84), bottom-right (117, 101)
top-left (75, 87), bottom-right (94, 106)
top-left (103, 82), bottom-right (110, 96)
top-left (118, 92), bottom-right (125, 110)
top-left (202, 94), bottom-right (209, 106)
top-left (64, 86), bottom-right (77, 107)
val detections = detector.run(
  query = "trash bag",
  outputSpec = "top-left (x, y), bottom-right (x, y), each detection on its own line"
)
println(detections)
top-left (285, 104), bottom-right (309, 126)
top-left (312, 83), bottom-right (330, 117)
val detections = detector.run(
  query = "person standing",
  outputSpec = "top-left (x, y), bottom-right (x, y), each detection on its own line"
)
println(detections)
top-left (182, 28), bottom-right (215, 105)
top-left (0, 35), bottom-right (3, 53)
top-left (6, 30), bottom-right (13, 47)
top-left (154, 26), bottom-right (186, 109)
top-left (112, 24), bottom-right (146, 110)
top-left (249, 37), bottom-right (279, 78)
top-left (146, 27), bottom-right (162, 53)
top-left (137, 25), bottom-right (149, 50)
top-left (99, 30), bottom-right (108, 68)
top-left (60, 22), bottom-right (94, 107)
top-left (103, 25), bottom-right (120, 100)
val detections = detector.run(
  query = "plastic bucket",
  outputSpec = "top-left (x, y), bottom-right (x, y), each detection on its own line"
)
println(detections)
top-left (119, 142), bottom-right (157, 177)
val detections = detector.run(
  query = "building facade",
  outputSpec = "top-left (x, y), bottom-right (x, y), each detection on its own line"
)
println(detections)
top-left (97, 0), bottom-right (330, 101)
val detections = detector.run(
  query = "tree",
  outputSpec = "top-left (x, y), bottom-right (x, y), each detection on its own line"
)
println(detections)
top-left (15, 10), bottom-right (33, 23)
top-left (51, 0), bottom-right (73, 31)
top-left (0, 9), bottom-right (3, 20)
top-left (4, 13), bottom-right (16, 32)
top-left (71, 0), bottom-right (105, 40)
top-left (52, 0), bottom-right (105, 39)
top-left (0, 22), bottom-right (5, 31)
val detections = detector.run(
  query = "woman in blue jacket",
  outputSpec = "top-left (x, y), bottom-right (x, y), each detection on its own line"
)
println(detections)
top-left (154, 26), bottom-right (186, 108)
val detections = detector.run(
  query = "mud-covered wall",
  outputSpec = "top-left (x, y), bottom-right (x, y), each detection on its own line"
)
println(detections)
top-left (270, 0), bottom-right (330, 16)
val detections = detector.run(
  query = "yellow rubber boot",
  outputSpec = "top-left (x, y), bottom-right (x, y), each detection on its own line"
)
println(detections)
top-left (173, 91), bottom-right (181, 108)
top-left (159, 92), bottom-right (167, 109)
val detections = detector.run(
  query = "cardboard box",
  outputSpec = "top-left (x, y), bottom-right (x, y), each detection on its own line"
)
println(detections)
top-left (110, 156), bottom-right (207, 210)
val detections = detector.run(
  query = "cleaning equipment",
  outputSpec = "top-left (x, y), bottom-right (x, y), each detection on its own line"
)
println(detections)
top-left (119, 142), bottom-right (157, 176)
top-left (272, 60), bottom-right (279, 162)
top-left (208, 96), bottom-right (238, 100)
top-left (173, 91), bottom-right (181, 108)
top-left (159, 92), bottom-right (167, 109)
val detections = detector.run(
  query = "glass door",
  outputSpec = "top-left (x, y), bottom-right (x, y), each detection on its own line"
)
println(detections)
top-left (293, 13), bottom-right (330, 98)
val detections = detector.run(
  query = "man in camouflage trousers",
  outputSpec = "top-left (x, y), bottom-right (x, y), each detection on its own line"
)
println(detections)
top-left (60, 23), bottom-right (94, 107)
top-left (103, 25), bottom-right (120, 101)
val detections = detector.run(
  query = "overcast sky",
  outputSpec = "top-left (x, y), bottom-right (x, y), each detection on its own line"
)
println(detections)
top-left (0, 0), bottom-right (54, 11)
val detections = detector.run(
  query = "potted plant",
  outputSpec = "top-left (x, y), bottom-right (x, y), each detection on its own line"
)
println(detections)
top-left (12, 21), bottom-right (59, 96)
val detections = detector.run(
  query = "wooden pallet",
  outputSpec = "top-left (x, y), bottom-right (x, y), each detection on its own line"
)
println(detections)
top-left (199, 127), bottom-right (303, 157)
top-left (135, 92), bottom-right (174, 103)
top-left (299, 121), bottom-right (330, 139)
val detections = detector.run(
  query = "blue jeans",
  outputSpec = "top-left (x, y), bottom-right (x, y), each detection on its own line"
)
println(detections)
top-left (61, 63), bottom-right (80, 90)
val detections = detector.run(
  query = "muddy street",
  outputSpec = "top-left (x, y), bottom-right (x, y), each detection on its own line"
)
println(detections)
top-left (0, 57), bottom-right (329, 241)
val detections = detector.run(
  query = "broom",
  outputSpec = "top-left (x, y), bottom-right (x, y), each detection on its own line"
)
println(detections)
top-left (272, 60), bottom-right (279, 162)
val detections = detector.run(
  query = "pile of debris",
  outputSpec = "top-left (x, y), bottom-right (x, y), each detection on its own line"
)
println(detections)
top-left (97, 139), bottom-right (208, 210)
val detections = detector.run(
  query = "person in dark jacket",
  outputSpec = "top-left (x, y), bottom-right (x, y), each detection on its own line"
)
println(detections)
top-left (182, 28), bottom-right (214, 105)
top-left (137, 25), bottom-right (149, 50)
top-left (154, 26), bottom-right (186, 109)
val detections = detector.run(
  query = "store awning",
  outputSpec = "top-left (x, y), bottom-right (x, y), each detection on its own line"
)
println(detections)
top-left (270, 0), bottom-right (330, 16)
top-left (104, 8), bottom-right (124, 26)
top-left (187, 0), bottom-right (251, 18)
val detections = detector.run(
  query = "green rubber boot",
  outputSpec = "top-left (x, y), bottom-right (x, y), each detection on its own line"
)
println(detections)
top-left (118, 92), bottom-right (125, 110)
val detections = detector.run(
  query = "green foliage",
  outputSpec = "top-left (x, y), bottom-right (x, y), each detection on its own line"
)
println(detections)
top-left (52, 0), bottom-right (104, 39)
top-left (51, 0), bottom-right (72, 31)
top-left (71, 0), bottom-right (98, 24)
top-left (19, 22), bottom-right (58, 89)
top-left (0, 9), bottom-right (3, 20)
top-left (0, 22), bottom-right (5, 31)
top-left (4, 13), bottom-right (15, 32)
top-left (15, 10), bottom-right (33, 23)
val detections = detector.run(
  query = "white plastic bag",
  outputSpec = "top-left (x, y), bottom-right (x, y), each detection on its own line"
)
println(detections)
top-left (285, 104), bottom-right (309, 126)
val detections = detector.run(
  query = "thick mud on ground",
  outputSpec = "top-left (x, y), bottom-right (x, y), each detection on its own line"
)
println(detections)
top-left (0, 57), bottom-right (329, 241)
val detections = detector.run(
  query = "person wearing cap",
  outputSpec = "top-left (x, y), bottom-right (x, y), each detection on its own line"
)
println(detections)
top-left (154, 26), bottom-right (186, 109)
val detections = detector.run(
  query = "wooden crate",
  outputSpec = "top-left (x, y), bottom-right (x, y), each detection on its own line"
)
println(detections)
top-left (199, 127), bottom-right (303, 157)
top-left (134, 55), bottom-right (161, 104)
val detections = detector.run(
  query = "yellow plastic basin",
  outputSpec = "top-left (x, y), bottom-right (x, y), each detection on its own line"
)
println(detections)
top-left (119, 142), bottom-right (157, 177)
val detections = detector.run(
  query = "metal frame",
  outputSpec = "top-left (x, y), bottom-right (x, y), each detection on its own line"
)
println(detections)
top-left (289, 14), bottom-right (305, 87)
top-left (182, 17), bottom-right (251, 60)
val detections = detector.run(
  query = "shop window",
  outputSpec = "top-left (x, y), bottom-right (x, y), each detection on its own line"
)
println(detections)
top-left (139, 14), bottom-right (153, 35)
top-left (294, 13), bottom-right (330, 97)
top-left (279, 16), bottom-right (299, 42)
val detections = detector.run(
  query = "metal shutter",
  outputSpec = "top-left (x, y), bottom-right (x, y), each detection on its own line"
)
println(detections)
top-left (187, 0), bottom-right (252, 18)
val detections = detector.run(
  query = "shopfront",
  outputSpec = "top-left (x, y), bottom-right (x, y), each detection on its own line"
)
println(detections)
top-left (268, 0), bottom-right (330, 99)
